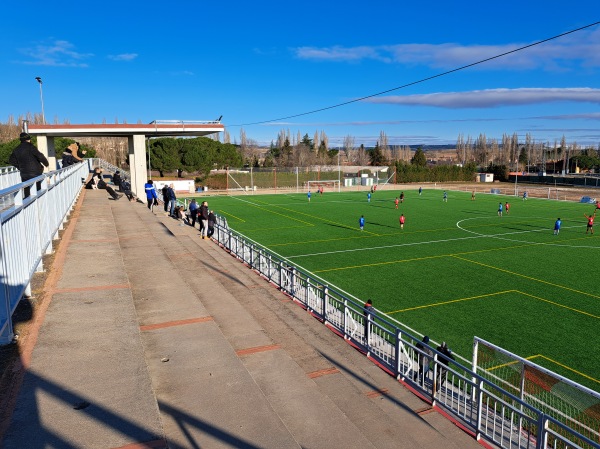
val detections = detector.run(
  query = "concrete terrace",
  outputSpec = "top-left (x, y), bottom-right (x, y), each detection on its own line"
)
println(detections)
top-left (0, 188), bottom-right (488, 449)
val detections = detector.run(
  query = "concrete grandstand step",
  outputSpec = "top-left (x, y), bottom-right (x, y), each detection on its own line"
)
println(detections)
top-left (153, 213), bottom-right (482, 448)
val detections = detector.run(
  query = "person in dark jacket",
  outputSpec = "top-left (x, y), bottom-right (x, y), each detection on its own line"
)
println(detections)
top-left (188, 199), bottom-right (199, 228)
top-left (435, 341), bottom-right (455, 391)
top-left (167, 184), bottom-right (177, 217)
top-left (199, 201), bottom-right (209, 239)
top-left (112, 171), bottom-right (122, 191)
top-left (86, 168), bottom-right (122, 200)
top-left (145, 179), bottom-right (159, 211)
top-left (413, 335), bottom-right (433, 384)
top-left (207, 210), bottom-right (216, 238)
top-left (162, 185), bottom-right (169, 212)
top-left (61, 147), bottom-right (76, 167)
top-left (9, 132), bottom-right (49, 181)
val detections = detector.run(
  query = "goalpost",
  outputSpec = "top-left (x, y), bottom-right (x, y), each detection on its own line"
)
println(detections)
top-left (307, 180), bottom-right (341, 193)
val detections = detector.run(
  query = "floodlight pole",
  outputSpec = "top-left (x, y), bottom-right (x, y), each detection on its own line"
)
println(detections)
top-left (35, 77), bottom-right (45, 124)
top-left (338, 151), bottom-right (341, 192)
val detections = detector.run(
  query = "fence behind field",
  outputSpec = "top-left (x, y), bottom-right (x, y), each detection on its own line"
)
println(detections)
top-left (212, 218), bottom-right (600, 449)
top-left (0, 161), bottom-right (91, 344)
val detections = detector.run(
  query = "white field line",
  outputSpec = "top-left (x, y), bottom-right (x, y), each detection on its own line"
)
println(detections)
top-left (287, 220), bottom-right (593, 259)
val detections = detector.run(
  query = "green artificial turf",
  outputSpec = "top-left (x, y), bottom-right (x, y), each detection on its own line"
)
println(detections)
top-left (198, 187), bottom-right (600, 392)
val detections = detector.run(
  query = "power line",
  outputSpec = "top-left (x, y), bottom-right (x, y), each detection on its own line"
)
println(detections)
top-left (232, 21), bottom-right (600, 128)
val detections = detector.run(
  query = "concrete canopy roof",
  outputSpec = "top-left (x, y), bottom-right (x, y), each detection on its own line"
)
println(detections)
top-left (27, 122), bottom-right (224, 138)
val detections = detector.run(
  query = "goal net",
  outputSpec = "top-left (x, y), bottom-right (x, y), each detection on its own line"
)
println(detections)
top-left (307, 180), bottom-right (340, 193)
top-left (473, 337), bottom-right (600, 446)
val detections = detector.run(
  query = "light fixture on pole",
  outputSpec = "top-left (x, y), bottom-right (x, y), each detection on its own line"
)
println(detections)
top-left (35, 77), bottom-right (45, 124)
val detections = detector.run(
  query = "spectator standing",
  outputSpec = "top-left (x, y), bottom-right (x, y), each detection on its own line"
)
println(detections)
top-left (199, 201), bottom-right (209, 239)
top-left (414, 336), bottom-right (432, 384)
top-left (207, 210), bottom-right (216, 238)
top-left (167, 184), bottom-right (177, 217)
top-left (9, 132), bottom-right (49, 196)
top-left (162, 185), bottom-right (169, 212)
top-left (435, 341), bottom-right (455, 391)
top-left (188, 199), bottom-right (199, 228)
top-left (145, 179), bottom-right (159, 211)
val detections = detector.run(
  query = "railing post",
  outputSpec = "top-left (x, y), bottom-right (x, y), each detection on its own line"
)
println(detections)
top-left (475, 379), bottom-right (484, 442)
top-left (536, 413), bottom-right (547, 449)
top-left (323, 285), bottom-right (328, 321)
top-left (395, 330), bottom-right (402, 379)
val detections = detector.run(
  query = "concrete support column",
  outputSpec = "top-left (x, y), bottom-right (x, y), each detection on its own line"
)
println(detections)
top-left (129, 134), bottom-right (147, 202)
top-left (36, 135), bottom-right (57, 171)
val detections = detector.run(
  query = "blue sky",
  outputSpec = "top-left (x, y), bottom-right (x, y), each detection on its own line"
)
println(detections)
top-left (2, 1), bottom-right (600, 147)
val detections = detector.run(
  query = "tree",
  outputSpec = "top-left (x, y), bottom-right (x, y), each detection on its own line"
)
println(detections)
top-left (148, 138), bottom-right (181, 177)
top-left (411, 148), bottom-right (427, 167)
top-left (369, 142), bottom-right (387, 166)
top-left (356, 144), bottom-right (369, 165)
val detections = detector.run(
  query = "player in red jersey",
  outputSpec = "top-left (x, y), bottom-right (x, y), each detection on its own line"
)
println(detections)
top-left (584, 212), bottom-right (595, 234)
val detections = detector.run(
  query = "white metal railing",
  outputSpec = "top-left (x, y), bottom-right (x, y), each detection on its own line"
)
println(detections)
top-left (212, 221), bottom-right (600, 449)
top-left (0, 161), bottom-right (91, 344)
top-left (0, 166), bottom-right (21, 190)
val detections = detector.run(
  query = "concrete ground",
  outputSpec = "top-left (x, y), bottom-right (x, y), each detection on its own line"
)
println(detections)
top-left (0, 188), bottom-right (490, 449)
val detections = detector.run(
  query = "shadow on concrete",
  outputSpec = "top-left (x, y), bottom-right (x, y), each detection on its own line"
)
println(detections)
top-left (1, 368), bottom-right (265, 449)
top-left (317, 350), bottom-right (435, 426)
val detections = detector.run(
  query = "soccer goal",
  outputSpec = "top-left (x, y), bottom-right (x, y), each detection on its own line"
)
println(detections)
top-left (473, 337), bottom-right (600, 445)
top-left (307, 179), bottom-right (340, 193)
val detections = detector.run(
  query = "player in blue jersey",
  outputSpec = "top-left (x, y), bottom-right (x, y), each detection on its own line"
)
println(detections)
top-left (498, 202), bottom-right (503, 217)
top-left (554, 218), bottom-right (561, 235)
top-left (359, 215), bottom-right (365, 231)
top-left (307, 190), bottom-right (311, 202)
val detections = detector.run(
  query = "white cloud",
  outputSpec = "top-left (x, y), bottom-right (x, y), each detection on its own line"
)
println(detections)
top-left (108, 53), bottom-right (138, 61)
top-left (294, 28), bottom-right (600, 70)
top-left (365, 88), bottom-right (600, 108)
top-left (18, 40), bottom-right (93, 67)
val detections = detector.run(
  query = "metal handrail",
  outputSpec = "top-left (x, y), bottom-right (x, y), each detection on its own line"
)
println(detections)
top-left (0, 161), bottom-right (92, 344)
top-left (212, 222), bottom-right (600, 449)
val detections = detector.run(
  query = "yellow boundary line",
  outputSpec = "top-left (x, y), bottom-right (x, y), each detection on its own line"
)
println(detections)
top-left (535, 355), bottom-right (600, 385)
top-left (386, 291), bottom-right (513, 315)
top-left (313, 242), bottom-right (533, 273)
top-left (234, 200), bottom-right (315, 227)
top-left (485, 354), bottom-right (600, 385)
top-left (452, 256), bottom-right (600, 300)
top-left (387, 289), bottom-right (598, 318)
top-left (485, 354), bottom-right (539, 372)
top-left (219, 210), bottom-right (246, 222)
top-left (270, 203), bottom-right (380, 236)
